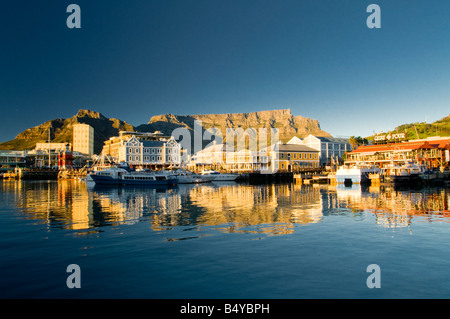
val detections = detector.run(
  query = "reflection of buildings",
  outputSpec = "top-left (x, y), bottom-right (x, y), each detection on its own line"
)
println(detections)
top-left (184, 183), bottom-right (323, 234)
top-left (1, 180), bottom-right (93, 230)
top-left (4, 179), bottom-right (448, 234)
top-left (334, 184), bottom-right (450, 229)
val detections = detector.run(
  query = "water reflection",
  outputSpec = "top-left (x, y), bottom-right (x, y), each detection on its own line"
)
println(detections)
top-left (1, 180), bottom-right (449, 235)
top-left (334, 184), bottom-right (450, 229)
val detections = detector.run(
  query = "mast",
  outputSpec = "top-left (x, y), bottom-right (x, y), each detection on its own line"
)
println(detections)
top-left (48, 127), bottom-right (51, 167)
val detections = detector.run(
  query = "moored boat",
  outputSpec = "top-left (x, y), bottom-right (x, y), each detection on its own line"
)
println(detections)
top-left (382, 161), bottom-right (425, 184)
top-left (89, 167), bottom-right (177, 186)
top-left (335, 164), bottom-right (381, 184)
top-left (200, 169), bottom-right (239, 181)
top-left (171, 169), bottom-right (214, 184)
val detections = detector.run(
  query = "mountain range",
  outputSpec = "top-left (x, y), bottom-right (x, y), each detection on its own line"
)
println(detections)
top-left (0, 109), bottom-right (331, 154)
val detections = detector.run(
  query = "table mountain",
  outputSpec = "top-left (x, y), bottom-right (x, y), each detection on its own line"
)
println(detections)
top-left (0, 108), bottom-right (330, 154)
top-left (136, 109), bottom-right (331, 144)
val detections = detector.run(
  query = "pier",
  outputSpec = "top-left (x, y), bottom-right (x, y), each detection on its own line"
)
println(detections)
top-left (2, 168), bottom-right (59, 180)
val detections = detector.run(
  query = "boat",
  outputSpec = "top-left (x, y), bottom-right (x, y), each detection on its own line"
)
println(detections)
top-left (335, 163), bottom-right (381, 184)
top-left (382, 161), bottom-right (425, 184)
top-left (200, 169), bottom-right (239, 181)
top-left (420, 170), bottom-right (438, 181)
top-left (89, 167), bottom-right (178, 186)
top-left (171, 169), bottom-right (215, 184)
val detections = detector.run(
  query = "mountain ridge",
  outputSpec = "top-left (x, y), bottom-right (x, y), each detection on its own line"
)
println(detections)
top-left (0, 108), bottom-right (331, 154)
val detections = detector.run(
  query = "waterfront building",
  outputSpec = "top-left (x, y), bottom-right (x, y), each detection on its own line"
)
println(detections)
top-left (73, 124), bottom-right (94, 156)
top-left (269, 142), bottom-right (320, 172)
top-left (189, 142), bottom-right (271, 172)
top-left (35, 143), bottom-right (71, 152)
top-left (287, 134), bottom-right (352, 166)
top-left (346, 137), bottom-right (450, 168)
top-left (0, 150), bottom-right (27, 172)
top-left (117, 135), bottom-right (181, 169)
top-left (190, 142), bottom-right (318, 173)
top-left (102, 131), bottom-right (169, 161)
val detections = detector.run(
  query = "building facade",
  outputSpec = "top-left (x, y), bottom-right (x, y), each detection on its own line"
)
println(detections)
top-left (288, 134), bottom-right (352, 166)
top-left (35, 143), bottom-right (71, 152)
top-left (73, 124), bottom-right (94, 156)
top-left (346, 137), bottom-right (450, 168)
top-left (270, 143), bottom-right (320, 172)
top-left (102, 131), bottom-right (169, 162)
top-left (118, 135), bottom-right (181, 168)
top-left (189, 142), bottom-right (319, 173)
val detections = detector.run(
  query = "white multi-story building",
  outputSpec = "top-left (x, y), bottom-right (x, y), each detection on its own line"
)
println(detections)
top-left (35, 143), bottom-right (71, 152)
top-left (287, 134), bottom-right (352, 166)
top-left (118, 135), bottom-right (181, 168)
top-left (189, 142), bottom-right (271, 172)
top-left (73, 124), bottom-right (94, 156)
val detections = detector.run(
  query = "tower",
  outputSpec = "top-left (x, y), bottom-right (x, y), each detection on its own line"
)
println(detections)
top-left (73, 124), bottom-right (94, 156)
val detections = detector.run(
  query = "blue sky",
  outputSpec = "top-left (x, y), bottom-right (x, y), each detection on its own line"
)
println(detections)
top-left (1, 0), bottom-right (449, 142)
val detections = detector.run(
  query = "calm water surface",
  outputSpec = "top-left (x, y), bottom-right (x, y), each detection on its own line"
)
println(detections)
top-left (1, 179), bottom-right (450, 298)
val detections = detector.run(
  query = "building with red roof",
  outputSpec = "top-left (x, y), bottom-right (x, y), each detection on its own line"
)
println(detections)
top-left (346, 137), bottom-right (450, 168)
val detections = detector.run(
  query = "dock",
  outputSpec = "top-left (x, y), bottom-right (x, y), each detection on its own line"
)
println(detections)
top-left (294, 172), bottom-right (336, 185)
top-left (2, 168), bottom-right (59, 180)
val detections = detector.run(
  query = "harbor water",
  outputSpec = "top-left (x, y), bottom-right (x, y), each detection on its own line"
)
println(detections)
top-left (1, 179), bottom-right (450, 299)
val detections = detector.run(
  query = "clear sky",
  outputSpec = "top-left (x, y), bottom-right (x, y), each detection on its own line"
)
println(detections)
top-left (1, 0), bottom-right (449, 143)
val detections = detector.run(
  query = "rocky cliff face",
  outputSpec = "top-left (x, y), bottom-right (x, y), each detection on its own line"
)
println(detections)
top-left (0, 108), bottom-right (330, 154)
top-left (138, 109), bottom-right (330, 142)
top-left (0, 109), bottom-right (134, 154)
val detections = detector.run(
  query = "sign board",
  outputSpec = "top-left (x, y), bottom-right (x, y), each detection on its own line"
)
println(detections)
top-left (373, 133), bottom-right (406, 143)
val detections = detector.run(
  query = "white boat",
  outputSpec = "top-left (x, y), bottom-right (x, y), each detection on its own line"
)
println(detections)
top-left (336, 164), bottom-right (381, 184)
top-left (382, 161), bottom-right (425, 184)
top-left (171, 169), bottom-right (215, 184)
top-left (200, 170), bottom-right (239, 181)
top-left (89, 167), bottom-right (177, 186)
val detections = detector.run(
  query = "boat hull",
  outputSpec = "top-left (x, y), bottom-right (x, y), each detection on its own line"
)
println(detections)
top-left (90, 174), bottom-right (121, 185)
top-left (336, 167), bottom-right (379, 184)
top-left (90, 173), bottom-right (178, 187)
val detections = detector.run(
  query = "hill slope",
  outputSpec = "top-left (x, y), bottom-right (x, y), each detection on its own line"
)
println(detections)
top-left (0, 108), bottom-right (330, 154)
top-left (394, 114), bottom-right (450, 139)
top-left (0, 110), bottom-right (134, 154)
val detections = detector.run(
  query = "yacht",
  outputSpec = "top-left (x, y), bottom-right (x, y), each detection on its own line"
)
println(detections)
top-left (171, 169), bottom-right (215, 184)
top-left (336, 163), bottom-right (381, 184)
top-left (200, 170), bottom-right (239, 181)
top-left (382, 161), bottom-right (425, 184)
top-left (89, 167), bottom-right (177, 186)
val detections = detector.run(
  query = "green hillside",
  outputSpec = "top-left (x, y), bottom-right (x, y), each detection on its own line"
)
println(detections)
top-left (395, 114), bottom-right (450, 140)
